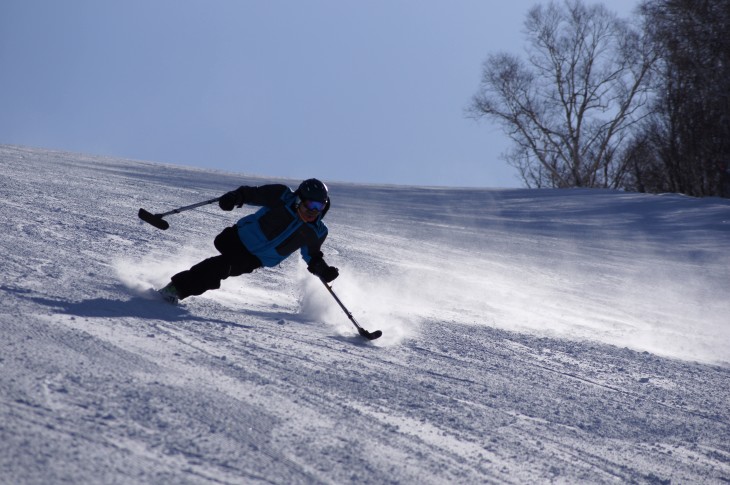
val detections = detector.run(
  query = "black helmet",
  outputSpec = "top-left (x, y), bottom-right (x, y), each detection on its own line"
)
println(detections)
top-left (297, 178), bottom-right (328, 202)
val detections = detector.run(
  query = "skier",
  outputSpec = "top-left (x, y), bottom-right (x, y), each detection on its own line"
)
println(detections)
top-left (158, 178), bottom-right (339, 304)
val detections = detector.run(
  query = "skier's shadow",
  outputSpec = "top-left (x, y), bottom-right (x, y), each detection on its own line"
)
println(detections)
top-left (25, 294), bottom-right (247, 328)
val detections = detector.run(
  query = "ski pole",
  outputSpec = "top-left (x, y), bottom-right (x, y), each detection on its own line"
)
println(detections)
top-left (320, 278), bottom-right (382, 340)
top-left (138, 197), bottom-right (221, 230)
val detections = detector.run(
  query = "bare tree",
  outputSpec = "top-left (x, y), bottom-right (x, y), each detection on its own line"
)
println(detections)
top-left (469, 0), bottom-right (657, 188)
top-left (625, 0), bottom-right (730, 198)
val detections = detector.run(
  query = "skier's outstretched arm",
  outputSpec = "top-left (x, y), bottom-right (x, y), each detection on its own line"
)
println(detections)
top-left (218, 184), bottom-right (290, 211)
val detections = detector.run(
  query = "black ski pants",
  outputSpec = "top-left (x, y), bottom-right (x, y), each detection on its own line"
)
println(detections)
top-left (171, 225), bottom-right (262, 300)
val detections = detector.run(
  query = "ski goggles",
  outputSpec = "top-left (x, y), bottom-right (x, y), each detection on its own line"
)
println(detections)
top-left (302, 199), bottom-right (326, 212)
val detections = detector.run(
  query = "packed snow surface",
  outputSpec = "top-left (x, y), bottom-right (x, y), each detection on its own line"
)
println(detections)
top-left (1, 145), bottom-right (729, 484)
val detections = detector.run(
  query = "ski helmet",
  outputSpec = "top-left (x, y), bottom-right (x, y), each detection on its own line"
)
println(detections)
top-left (297, 178), bottom-right (328, 202)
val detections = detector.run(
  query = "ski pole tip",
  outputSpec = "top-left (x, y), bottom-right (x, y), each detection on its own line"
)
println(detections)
top-left (368, 330), bottom-right (383, 340)
top-left (359, 328), bottom-right (383, 340)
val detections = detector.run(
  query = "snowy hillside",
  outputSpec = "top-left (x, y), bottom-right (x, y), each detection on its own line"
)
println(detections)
top-left (1, 144), bottom-right (729, 484)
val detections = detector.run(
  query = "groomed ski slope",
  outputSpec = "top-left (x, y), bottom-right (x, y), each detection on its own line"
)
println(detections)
top-left (1, 145), bottom-right (729, 484)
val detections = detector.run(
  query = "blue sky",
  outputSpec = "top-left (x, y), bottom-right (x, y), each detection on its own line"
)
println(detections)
top-left (0, 0), bottom-right (639, 188)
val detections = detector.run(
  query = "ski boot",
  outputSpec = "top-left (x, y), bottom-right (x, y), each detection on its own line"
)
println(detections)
top-left (158, 282), bottom-right (179, 305)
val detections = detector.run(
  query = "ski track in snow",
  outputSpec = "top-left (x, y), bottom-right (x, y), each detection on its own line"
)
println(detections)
top-left (1, 145), bottom-right (729, 484)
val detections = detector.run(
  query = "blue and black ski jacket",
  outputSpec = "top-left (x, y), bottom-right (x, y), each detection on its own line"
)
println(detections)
top-left (233, 184), bottom-right (329, 268)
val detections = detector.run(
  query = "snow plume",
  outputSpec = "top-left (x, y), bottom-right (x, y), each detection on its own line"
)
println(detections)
top-left (113, 248), bottom-right (206, 297)
top-left (295, 264), bottom-right (342, 327)
top-left (415, 233), bottom-right (730, 364)
top-left (296, 262), bottom-right (415, 346)
top-left (336, 199), bottom-right (730, 364)
top-left (596, 253), bottom-right (730, 363)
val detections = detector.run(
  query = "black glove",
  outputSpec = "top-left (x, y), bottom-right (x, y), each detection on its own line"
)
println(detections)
top-left (308, 258), bottom-right (339, 283)
top-left (218, 189), bottom-right (245, 211)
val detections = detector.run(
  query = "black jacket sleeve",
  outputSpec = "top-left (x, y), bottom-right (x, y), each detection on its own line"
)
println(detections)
top-left (235, 184), bottom-right (291, 207)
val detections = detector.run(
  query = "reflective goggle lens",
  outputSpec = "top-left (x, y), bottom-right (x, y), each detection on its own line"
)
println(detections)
top-left (303, 199), bottom-right (326, 211)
